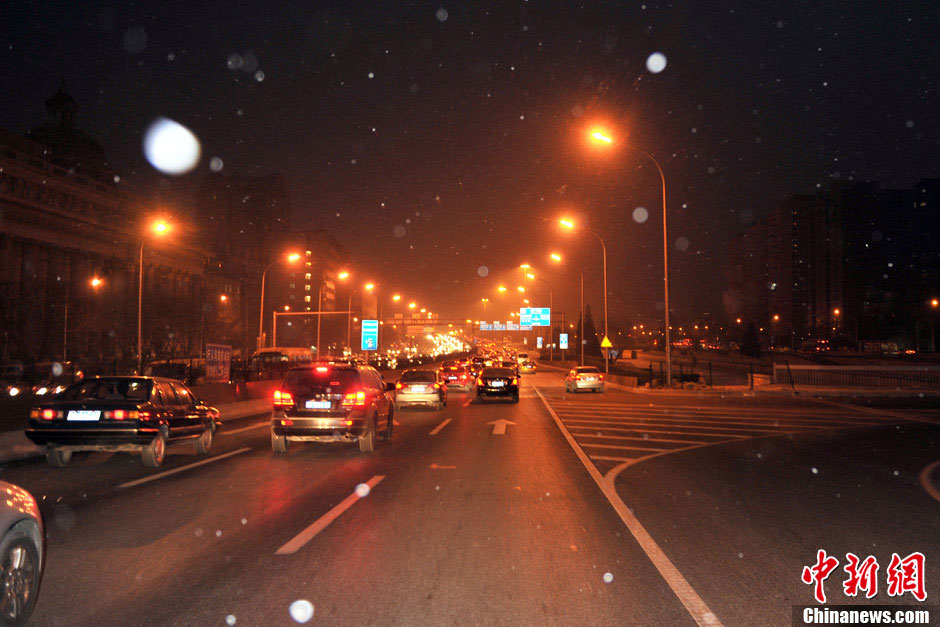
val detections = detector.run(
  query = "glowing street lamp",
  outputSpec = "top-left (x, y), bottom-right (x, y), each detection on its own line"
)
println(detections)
top-left (258, 251), bottom-right (301, 349)
top-left (516, 286), bottom-right (525, 293)
top-left (497, 285), bottom-right (507, 293)
top-left (219, 294), bottom-right (228, 303)
top-left (409, 302), bottom-right (417, 309)
top-left (586, 125), bottom-right (672, 384)
top-left (138, 219), bottom-right (172, 372)
top-left (392, 294), bottom-right (401, 302)
top-left (90, 277), bottom-right (103, 289)
top-left (551, 252), bottom-right (585, 365)
top-left (559, 216), bottom-right (610, 373)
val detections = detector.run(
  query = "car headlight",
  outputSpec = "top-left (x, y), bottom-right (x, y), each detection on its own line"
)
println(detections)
top-left (8, 386), bottom-right (20, 397)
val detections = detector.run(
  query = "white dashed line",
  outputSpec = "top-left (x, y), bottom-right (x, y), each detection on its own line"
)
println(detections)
top-left (276, 475), bottom-right (385, 555)
top-left (118, 447), bottom-right (251, 489)
top-left (430, 418), bottom-right (452, 436)
top-left (221, 421), bottom-right (269, 435)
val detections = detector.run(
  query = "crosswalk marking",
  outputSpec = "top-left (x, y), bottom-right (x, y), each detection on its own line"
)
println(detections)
top-left (540, 394), bottom-right (904, 471)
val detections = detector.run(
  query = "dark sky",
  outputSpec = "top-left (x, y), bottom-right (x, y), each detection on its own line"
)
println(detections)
top-left (3, 0), bottom-right (939, 328)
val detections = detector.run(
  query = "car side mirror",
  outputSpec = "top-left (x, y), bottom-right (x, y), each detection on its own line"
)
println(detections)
top-left (385, 382), bottom-right (396, 392)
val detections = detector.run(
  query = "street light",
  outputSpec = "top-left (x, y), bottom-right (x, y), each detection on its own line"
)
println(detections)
top-left (258, 251), bottom-right (301, 350)
top-left (219, 294), bottom-right (228, 303)
top-left (516, 286), bottom-right (525, 293)
top-left (559, 216), bottom-right (610, 373)
top-left (481, 297), bottom-right (489, 317)
top-left (497, 285), bottom-right (507, 293)
top-left (90, 277), bottom-right (103, 289)
top-left (587, 126), bottom-right (672, 384)
top-left (138, 219), bottom-right (172, 373)
top-left (551, 252), bottom-right (585, 366)
top-left (392, 294), bottom-right (401, 302)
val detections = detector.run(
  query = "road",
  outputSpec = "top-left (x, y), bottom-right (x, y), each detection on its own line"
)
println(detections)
top-left (3, 369), bottom-right (939, 626)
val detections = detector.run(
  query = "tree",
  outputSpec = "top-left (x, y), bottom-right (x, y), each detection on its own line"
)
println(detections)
top-left (575, 305), bottom-right (602, 358)
top-left (740, 321), bottom-right (761, 358)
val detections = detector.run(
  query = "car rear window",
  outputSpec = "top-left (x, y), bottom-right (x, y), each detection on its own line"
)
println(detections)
top-left (576, 367), bottom-right (600, 374)
top-left (482, 368), bottom-right (515, 378)
top-left (401, 370), bottom-right (436, 382)
top-left (60, 379), bottom-right (153, 402)
top-left (283, 368), bottom-right (359, 392)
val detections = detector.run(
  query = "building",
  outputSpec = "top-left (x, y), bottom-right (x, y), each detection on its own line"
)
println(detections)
top-left (727, 180), bottom-right (940, 351)
top-left (0, 87), bottom-right (242, 369)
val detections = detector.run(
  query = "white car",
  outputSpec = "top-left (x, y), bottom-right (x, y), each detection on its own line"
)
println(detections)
top-left (565, 366), bottom-right (605, 393)
top-left (0, 481), bottom-right (44, 625)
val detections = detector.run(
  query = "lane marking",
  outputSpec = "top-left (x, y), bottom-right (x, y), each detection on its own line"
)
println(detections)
top-left (429, 418), bottom-right (452, 436)
top-left (535, 387), bottom-right (722, 627)
top-left (462, 399), bottom-right (473, 407)
top-left (221, 421), bottom-right (269, 435)
top-left (579, 442), bottom-right (670, 452)
top-left (591, 455), bottom-right (643, 463)
top-left (429, 463), bottom-right (456, 470)
top-left (487, 419), bottom-right (516, 435)
top-left (918, 460), bottom-right (940, 504)
top-left (118, 447), bottom-right (251, 489)
top-left (276, 475), bottom-right (385, 555)
top-left (569, 432), bottom-right (738, 445)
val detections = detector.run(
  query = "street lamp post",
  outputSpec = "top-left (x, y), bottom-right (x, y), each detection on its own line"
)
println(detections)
top-left (560, 219), bottom-right (609, 373)
top-left (551, 253), bottom-right (585, 366)
top-left (588, 128), bottom-right (672, 385)
top-left (138, 220), bottom-right (171, 374)
top-left (258, 252), bottom-right (301, 350)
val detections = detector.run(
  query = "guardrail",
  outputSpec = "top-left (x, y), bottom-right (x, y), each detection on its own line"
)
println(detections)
top-left (772, 365), bottom-right (940, 389)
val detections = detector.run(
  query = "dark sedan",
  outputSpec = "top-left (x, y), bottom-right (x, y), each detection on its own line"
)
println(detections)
top-left (475, 367), bottom-right (519, 403)
top-left (25, 376), bottom-right (221, 467)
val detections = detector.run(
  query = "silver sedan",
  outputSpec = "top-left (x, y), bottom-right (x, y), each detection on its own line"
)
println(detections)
top-left (565, 366), bottom-right (606, 393)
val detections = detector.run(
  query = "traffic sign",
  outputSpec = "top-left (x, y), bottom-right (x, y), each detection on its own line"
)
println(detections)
top-left (361, 319), bottom-right (379, 351)
top-left (559, 333), bottom-right (569, 350)
top-left (519, 307), bottom-right (550, 327)
top-left (536, 336), bottom-right (543, 348)
top-left (600, 336), bottom-right (613, 348)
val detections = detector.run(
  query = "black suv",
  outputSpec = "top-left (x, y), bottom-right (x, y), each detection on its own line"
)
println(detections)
top-left (271, 363), bottom-right (395, 454)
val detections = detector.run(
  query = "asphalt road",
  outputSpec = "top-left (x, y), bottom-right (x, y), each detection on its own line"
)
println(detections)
top-left (3, 370), bottom-right (939, 626)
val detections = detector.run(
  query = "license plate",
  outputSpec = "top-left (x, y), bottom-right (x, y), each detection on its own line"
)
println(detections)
top-left (410, 385), bottom-right (426, 393)
top-left (491, 381), bottom-right (504, 387)
top-left (305, 400), bottom-right (332, 409)
top-left (67, 410), bottom-right (101, 421)
top-left (583, 377), bottom-right (596, 381)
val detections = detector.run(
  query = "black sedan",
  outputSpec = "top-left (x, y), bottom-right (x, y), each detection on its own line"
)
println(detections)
top-left (25, 376), bottom-right (221, 468)
top-left (475, 367), bottom-right (519, 403)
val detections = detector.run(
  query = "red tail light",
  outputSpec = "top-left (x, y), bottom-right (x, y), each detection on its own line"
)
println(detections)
top-left (103, 409), bottom-right (139, 420)
top-left (599, 374), bottom-right (605, 380)
top-left (274, 390), bottom-right (294, 407)
top-left (113, 409), bottom-right (126, 420)
top-left (42, 409), bottom-right (55, 420)
top-left (511, 377), bottom-right (518, 385)
top-left (342, 390), bottom-right (367, 407)
top-left (395, 382), bottom-right (403, 390)
top-left (433, 383), bottom-right (441, 389)
top-left (476, 378), bottom-right (484, 386)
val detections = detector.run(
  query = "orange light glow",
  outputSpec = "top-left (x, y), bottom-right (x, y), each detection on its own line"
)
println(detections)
top-left (590, 129), bottom-right (613, 144)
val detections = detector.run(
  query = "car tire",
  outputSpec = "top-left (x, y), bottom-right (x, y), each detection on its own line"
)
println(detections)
top-left (436, 401), bottom-right (445, 411)
top-left (386, 410), bottom-right (394, 442)
top-left (512, 394), bottom-right (520, 404)
top-left (142, 432), bottom-right (166, 467)
top-left (195, 424), bottom-right (213, 455)
top-left (46, 447), bottom-right (71, 468)
top-left (359, 415), bottom-right (376, 453)
top-left (271, 432), bottom-right (290, 454)
top-left (0, 528), bottom-right (41, 626)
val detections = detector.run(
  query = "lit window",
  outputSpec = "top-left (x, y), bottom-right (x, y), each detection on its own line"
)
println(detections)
top-left (306, 250), bottom-right (312, 255)
top-left (305, 273), bottom-right (312, 280)
top-left (304, 284), bottom-right (311, 291)
top-left (304, 295), bottom-right (311, 302)
top-left (305, 262), bottom-right (312, 267)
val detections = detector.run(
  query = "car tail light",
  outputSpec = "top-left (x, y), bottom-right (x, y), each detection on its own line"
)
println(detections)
top-left (433, 383), bottom-right (441, 389)
top-left (476, 378), bottom-right (484, 386)
top-left (599, 374), bottom-right (605, 380)
top-left (511, 377), bottom-right (518, 385)
top-left (316, 366), bottom-right (329, 372)
top-left (281, 419), bottom-right (293, 426)
top-left (274, 390), bottom-right (294, 407)
top-left (395, 382), bottom-right (403, 390)
top-left (103, 410), bottom-right (140, 420)
top-left (42, 409), bottom-right (55, 420)
top-left (342, 390), bottom-right (367, 407)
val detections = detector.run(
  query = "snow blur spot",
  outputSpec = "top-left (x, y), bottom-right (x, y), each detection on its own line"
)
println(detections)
top-left (632, 207), bottom-right (649, 223)
top-left (209, 157), bottom-right (224, 172)
top-left (906, 120), bottom-right (914, 128)
top-left (241, 53), bottom-right (258, 72)
top-left (368, 72), bottom-right (375, 79)
top-left (355, 483), bottom-right (371, 497)
top-left (477, 265), bottom-right (489, 277)
top-left (646, 52), bottom-right (667, 74)
top-left (254, 70), bottom-right (265, 82)
top-left (225, 615), bottom-right (236, 626)
top-left (435, 7), bottom-right (449, 22)
top-left (289, 600), bottom-right (314, 623)
top-left (215, 530), bottom-right (222, 537)
top-left (51, 362), bottom-right (63, 377)
top-left (871, 230), bottom-right (883, 242)
top-left (227, 53), bottom-right (243, 70)
top-left (241, 518), bottom-right (247, 525)
top-left (393, 225), bottom-right (406, 237)
top-left (811, 467), bottom-right (818, 474)
top-left (707, 166), bottom-right (716, 174)
top-left (167, 52), bottom-right (175, 61)
top-left (738, 552), bottom-right (745, 558)
top-left (143, 118), bottom-right (201, 175)
top-left (603, 572), bottom-right (614, 583)
top-left (776, 20), bottom-right (784, 28)
top-left (123, 27), bottom-right (148, 54)
top-left (675, 237), bottom-right (690, 252)
top-left (893, 470), bottom-right (899, 476)
top-left (113, 175), bottom-right (120, 183)
top-left (194, 527), bottom-right (203, 537)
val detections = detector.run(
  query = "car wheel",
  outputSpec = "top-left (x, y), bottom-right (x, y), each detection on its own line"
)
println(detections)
top-left (386, 410), bottom-right (394, 441)
top-left (0, 528), bottom-right (41, 626)
top-left (271, 432), bottom-right (290, 454)
top-left (512, 394), bottom-right (520, 404)
top-left (359, 415), bottom-right (376, 453)
top-left (142, 432), bottom-right (166, 467)
top-left (195, 424), bottom-right (213, 455)
top-left (46, 447), bottom-right (71, 468)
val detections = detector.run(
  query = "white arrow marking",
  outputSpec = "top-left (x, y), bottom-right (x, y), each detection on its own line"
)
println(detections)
top-left (486, 419), bottom-right (516, 435)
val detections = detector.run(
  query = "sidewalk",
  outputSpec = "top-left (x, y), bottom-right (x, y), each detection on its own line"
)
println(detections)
top-left (0, 397), bottom-right (272, 464)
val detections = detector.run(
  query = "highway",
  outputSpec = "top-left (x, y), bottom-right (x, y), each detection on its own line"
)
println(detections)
top-left (3, 369), bottom-right (939, 626)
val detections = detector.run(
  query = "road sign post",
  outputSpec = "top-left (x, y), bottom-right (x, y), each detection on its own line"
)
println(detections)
top-left (361, 319), bottom-right (379, 351)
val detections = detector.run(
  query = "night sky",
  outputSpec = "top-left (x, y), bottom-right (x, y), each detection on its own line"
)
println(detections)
top-left (3, 1), bottom-right (939, 328)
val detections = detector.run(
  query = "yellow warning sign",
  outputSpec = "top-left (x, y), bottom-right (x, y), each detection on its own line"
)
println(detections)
top-left (600, 336), bottom-right (613, 348)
